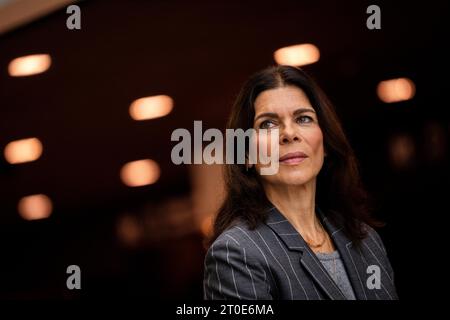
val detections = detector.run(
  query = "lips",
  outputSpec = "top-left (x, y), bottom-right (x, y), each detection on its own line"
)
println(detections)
top-left (279, 151), bottom-right (308, 164)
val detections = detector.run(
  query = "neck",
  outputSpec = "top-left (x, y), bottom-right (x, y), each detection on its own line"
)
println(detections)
top-left (263, 179), bottom-right (321, 236)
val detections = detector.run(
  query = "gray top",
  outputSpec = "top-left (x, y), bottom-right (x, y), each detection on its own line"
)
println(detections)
top-left (316, 250), bottom-right (356, 300)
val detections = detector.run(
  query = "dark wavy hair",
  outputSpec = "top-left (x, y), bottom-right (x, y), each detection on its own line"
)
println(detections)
top-left (208, 65), bottom-right (381, 247)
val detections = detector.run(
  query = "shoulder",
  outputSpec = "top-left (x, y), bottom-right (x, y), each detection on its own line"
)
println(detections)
top-left (359, 222), bottom-right (397, 284)
top-left (207, 220), bottom-right (270, 260)
top-left (360, 222), bottom-right (388, 256)
top-left (203, 220), bottom-right (276, 299)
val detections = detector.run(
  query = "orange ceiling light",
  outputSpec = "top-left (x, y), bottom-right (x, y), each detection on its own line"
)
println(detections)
top-left (377, 78), bottom-right (416, 103)
top-left (120, 159), bottom-right (160, 187)
top-left (274, 43), bottom-right (320, 66)
top-left (8, 54), bottom-right (52, 77)
top-left (18, 194), bottom-right (53, 221)
top-left (129, 95), bottom-right (173, 121)
top-left (4, 137), bottom-right (43, 164)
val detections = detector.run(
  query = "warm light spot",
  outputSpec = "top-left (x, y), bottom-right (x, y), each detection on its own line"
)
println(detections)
top-left (274, 43), bottom-right (320, 66)
top-left (389, 134), bottom-right (415, 169)
top-left (4, 137), bottom-right (43, 164)
top-left (117, 214), bottom-right (141, 247)
top-left (120, 159), bottom-right (160, 187)
top-left (200, 215), bottom-right (213, 238)
top-left (129, 95), bottom-right (173, 121)
top-left (8, 54), bottom-right (52, 77)
top-left (377, 78), bottom-right (416, 103)
top-left (18, 194), bottom-right (52, 221)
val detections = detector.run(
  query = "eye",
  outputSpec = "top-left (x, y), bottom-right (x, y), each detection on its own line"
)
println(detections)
top-left (259, 119), bottom-right (276, 129)
top-left (297, 115), bottom-right (313, 124)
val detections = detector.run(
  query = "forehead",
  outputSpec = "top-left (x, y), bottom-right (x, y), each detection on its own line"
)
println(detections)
top-left (254, 85), bottom-right (313, 114)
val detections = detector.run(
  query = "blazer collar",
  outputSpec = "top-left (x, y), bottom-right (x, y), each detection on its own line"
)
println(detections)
top-left (265, 205), bottom-right (377, 300)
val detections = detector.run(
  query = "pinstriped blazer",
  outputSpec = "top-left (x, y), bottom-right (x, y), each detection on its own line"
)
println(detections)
top-left (203, 206), bottom-right (398, 300)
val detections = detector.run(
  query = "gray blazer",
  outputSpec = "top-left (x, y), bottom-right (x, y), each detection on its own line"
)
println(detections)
top-left (203, 206), bottom-right (398, 300)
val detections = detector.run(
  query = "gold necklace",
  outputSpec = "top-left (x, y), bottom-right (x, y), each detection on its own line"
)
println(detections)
top-left (305, 230), bottom-right (327, 248)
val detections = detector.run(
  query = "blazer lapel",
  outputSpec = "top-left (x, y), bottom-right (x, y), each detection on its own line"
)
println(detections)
top-left (318, 208), bottom-right (378, 300)
top-left (265, 206), bottom-right (346, 300)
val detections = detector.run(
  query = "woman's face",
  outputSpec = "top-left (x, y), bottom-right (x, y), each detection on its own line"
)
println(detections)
top-left (252, 85), bottom-right (325, 187)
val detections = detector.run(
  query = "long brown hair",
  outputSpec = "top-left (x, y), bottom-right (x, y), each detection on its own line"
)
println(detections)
top-left (208, 65), bottom-right (380, 247)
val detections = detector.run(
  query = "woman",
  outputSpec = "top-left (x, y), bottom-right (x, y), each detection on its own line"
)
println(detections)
top-left (203, 65), bottom-right (398, 300)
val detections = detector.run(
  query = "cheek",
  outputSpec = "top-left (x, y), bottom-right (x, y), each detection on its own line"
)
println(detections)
top-left (305, 127), bottom-right (324, 158)
top-left (253, 130), bottom-right (278, 157)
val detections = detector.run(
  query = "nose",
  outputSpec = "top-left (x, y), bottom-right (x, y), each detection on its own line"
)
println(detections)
top-left (279, 122), bottom-right (301, 145)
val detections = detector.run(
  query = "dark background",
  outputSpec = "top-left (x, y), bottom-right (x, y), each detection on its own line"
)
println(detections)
top-left (0, 0), bottom-right (448, 299)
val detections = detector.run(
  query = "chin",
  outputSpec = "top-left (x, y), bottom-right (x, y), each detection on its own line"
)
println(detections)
top-left (276, 171), bottom-right (315, 186)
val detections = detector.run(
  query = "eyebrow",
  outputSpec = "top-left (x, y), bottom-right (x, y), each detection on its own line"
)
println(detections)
top-left (254, 108), bottom-right (316, 122)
